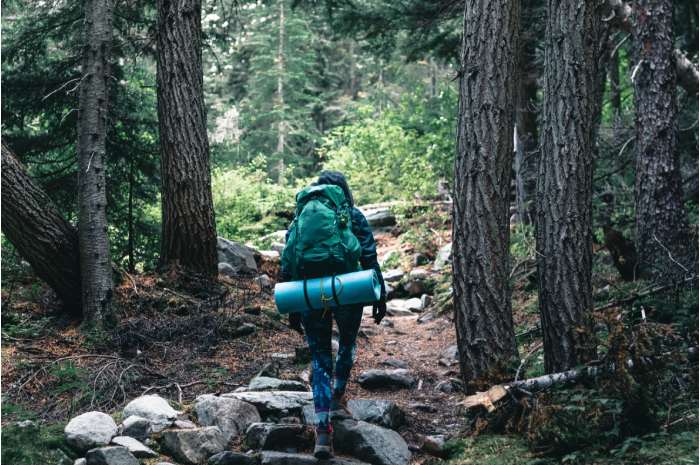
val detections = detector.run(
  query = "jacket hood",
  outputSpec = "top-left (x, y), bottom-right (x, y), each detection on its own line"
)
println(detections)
top-left (317, 170), bottom-right (354, 207)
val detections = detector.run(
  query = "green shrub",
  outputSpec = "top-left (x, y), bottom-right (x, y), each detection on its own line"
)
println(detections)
top-left (1, 420), bottom-right (75, 465)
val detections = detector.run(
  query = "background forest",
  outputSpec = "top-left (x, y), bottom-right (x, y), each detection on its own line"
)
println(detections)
top-left (1, 0), bottom-right (699, 464)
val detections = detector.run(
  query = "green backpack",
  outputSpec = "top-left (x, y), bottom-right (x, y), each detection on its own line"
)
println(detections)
top-left (281, 184), bottom-right (361, 279)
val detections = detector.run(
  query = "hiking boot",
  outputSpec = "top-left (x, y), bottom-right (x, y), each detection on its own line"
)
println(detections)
top-left (330, 394), bottom-right (352, 419)
top-left (314, 426), bottom-right (333, 459)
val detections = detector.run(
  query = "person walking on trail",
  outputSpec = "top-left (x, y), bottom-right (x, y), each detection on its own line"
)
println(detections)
top-left (279, 170), bottom-right (387, 459)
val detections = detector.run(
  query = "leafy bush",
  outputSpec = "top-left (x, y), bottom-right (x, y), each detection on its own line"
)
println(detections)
top-left (1, 420), bottom-right (75, 465)
top-left (212, 157), bottom-right (300, 242)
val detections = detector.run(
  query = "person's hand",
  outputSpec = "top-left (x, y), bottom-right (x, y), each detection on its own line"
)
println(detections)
top-left (288, 312), bottom-right (304, 335)
top-left (372, 297), bottom-right (387, 325)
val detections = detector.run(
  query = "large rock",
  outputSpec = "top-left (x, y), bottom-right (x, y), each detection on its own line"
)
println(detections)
top-left (382, 269), bottom-right (404, 283)
top-left (85, 446), bottom-right (139, 465)
top-left (218, 237), bottom-right (259, 276)
top-left (123, 395), bottom-right (179, 433)
top-left (357, 369), bottom-right (415, 390)
top-left (224, 391), bottom-right (313, 417)
top-left (432, 243), bottom-right (452, 271)
top-left (65, 411), bottom-right (118, 452)
top-left (261, 451), bottom-right (370, 465)
top-left (194, 394), bottom-right (261, 441)
top-left (248, 376), bottom-right (308, 392)
top-left (110, 436), bottom-right (158, 458)
top-left (385, 300), bottom-right (416, 317)
top-left (333, 420), bottom-right (410, 465)
top-left (402, 270), bottom-right (431, 297)
top-left (161, 427), bottom-right (227, 465)
top-left (347, 400), bottom-right (405, 429)
top-left (120, 416), bottom-right (151, 441)
top-left (208, 451), bottom-right (259, 465)
top-left (358, 205), bottom-right (396, 228)
top-left (244, 422), bottom-right (312, 451)
top-left (404, 298), bottom-right (423, 313)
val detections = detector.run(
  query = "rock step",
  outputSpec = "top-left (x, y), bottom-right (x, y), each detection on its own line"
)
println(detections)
top-left (261, 451), bottom-right (371, 465)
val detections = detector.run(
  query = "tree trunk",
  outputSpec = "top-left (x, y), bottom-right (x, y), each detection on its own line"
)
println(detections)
top-left (156, 0), bottom-right (218, 276)
top-left (536, 0), bottom-right (600, 373)
top-left (77, 0), bottom-right (114, 324)
top-left (127, 158), bottom-right (135, 273)
top-left (452, 0), bottom-right (520, 392)
top-left (610, 48), bottom-right (621, 115)
top-left (1, 143), bottom-right (82, 315)
top-left (275, 0), bottom-right (286, 183)
top-left (633, 0), bottom-right (689, 279)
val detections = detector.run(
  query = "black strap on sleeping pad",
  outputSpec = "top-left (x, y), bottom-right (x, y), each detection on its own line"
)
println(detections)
top-left (302, 278), bottom-right (314, 311)
top-left (331, 274), bottom-right (341, 307)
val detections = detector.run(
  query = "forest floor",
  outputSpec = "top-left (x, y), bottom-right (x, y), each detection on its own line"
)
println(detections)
top-left (1, 205), bottom-right (698, 464)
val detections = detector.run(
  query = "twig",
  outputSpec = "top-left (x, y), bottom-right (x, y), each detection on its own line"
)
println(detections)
top-left (652, 234), bottom-right (690, 273)
top-left (631, 60), bottom-right (644, 83)
top-left (514, 342), bottom-right (543, 382)
top-left (162, 287), bottom-right (198, 303)
top-left (42, 77), bottom-right (81, 101)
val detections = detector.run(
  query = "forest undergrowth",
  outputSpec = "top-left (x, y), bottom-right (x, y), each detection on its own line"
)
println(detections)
top-left (2, 205), bottom-right (697, 464)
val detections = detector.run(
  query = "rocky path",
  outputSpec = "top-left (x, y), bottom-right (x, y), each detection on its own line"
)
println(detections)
top-left (61, 221), bottom-right (465, 465)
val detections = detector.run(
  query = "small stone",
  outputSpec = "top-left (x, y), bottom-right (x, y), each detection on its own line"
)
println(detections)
top-left (208, 451), bottom-right (259, 465)
top-left (65, 411), bottom-right (118, 452)
top-left (85, 446), bottom-right (138, 465)
top-left (333, 419), bottom-right (410, 465)
top-left (408, 269), bottom-right (430, 280)
top-left (174, 419), bottom-right (197, 429)
top-left (254, 274), bottom-right (272, 288)
top-left (380, 359), bottom-right (408, 369)
top-left (385, 300), bottom-right (415, 317)
top-left (383, 269), bottom-right (405, 283)
top-left (194, 394), bottom-right (261, 441)
top-left (110, 436), bottom-right (158, 458)
top-left (416, 312), bottom-right (435, 324)
top-left (74, 459), bottom-right (87, 465)
top-left (244, 422), bottom-right (312, 451)
top-left (233, 323), bottom-right (257, 337)
top-left (357, 369), bottom-right (415, 390)
top-left (244, 305), bottom-right (262, 315)
top-left (408, 402), bottom-right (436, 413)
top-left (121, 416), bottom-right (151, 441)
top-left (257, 361), bottom-right (281, 378)
top-left (380, 319), bottom-right (394, 327)
top-left (347, 399), bottom-right (405, 429)
top-left (16, 420), bottom-right (36, 429)
top-left (123, 395), bottom-right (179, 433)
top-left (248, 376), bottom-right (308, 392)
top-left (161, 427), bottom-right (227, 465)
top-left (404, 298), bottom-right (423, 312)
top-left (217, 237), bottom-right (259, 276)
top-left (432, 243), bottom-right (452, 271)
top-left (420, 294), bottom-right (433, 309)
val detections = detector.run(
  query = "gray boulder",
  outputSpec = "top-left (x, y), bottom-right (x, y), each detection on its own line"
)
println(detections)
top-left (74, 459), bottom-right (87, 465)
top-left (110, 436), bottom-right (158, 458)
top-left (432, 243), bottom-right (452, 271)
top-left (333, 420), bottom-right (410, 465)
top-left (217, 237), bottom-right (259, 276)
top-left (65, 411), bottom-right (118, 452)
top-left (301, 404), bottom-right (315, 425)
top-left (248, 376), bottom-right (308, 392)
top-left (261, 451), bottom-right (370, 465)
top-left (123, 395), bottom-right (179, 433)
top-left (194, 394), bottom-right (261, 441)
top-left (161, 427), bottom-right (227, 465)
top-left (359, 205), bottom-right (396, 228)
top-left (421, 435), bottom-right (447, 458)
top-left (385, 300), bottom-right (415, 317)
top-left (379, 359), bottom-right (408, 369)
top-left (382, 269), bottom-right (404, 283)
top-left (120, 416), bottom-right (151, 441)
top-left (224, 391), bottom-right (313, 417)
top-left (244, 422), bottom-right (312, 451)
top-left (358, 369), bottom-right (415, 390)
top-left (209, 451), bottom-right (259, 465)
top-left (404, 298), bottom-right (423, 312)
top-left (85, 446), bottom-right (138, 465)
top-left (347, 399), bottom-right (405, 429)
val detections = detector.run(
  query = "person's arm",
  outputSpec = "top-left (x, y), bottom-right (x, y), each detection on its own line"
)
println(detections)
top-left (351, 208), bottom-right (386, 298)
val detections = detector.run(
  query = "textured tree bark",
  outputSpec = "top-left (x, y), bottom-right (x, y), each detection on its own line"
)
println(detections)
top-left (606, 0), bottom-right (698, 95)
top-left (77, 0), bottom-right (114, 324)
top-left (275, 0), bottom-right (286, 182)
top-left (1, 143), bottom-right (82, 315)
top-left (632, 0), bottom-right (689, 279)
top-left (156, 0), bottom-right (218, 276)
top-left (452, 0), bottom-right (520, 392)
top-left (536, 0), bottom-right (601, 373)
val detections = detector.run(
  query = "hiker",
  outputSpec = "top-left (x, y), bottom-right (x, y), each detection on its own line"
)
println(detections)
top-left (279, 170), bottom-right (387, 459)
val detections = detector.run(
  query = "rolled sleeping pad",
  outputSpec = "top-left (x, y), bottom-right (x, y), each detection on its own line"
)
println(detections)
top-left (274, 269), bottom-right (381, 314)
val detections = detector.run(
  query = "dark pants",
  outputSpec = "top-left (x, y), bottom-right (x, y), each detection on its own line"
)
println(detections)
top-left (301, 305), bottom-right (363, 430)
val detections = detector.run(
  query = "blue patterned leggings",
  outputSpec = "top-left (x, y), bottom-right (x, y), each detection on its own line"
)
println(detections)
top-left (301, 305), bottom-right (363, 430)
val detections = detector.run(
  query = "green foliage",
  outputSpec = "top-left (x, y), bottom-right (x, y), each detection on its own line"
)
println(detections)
top-left (510, 224), bottom-right (536, 258)
top-left (444, 435), bottom-right (545, 465)
top-left (1, 420), bottom-right (75, 465)
top-left (320, 85), bottom-right (456, 204)
top-left (212, 159), bottom-right (298, 242)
